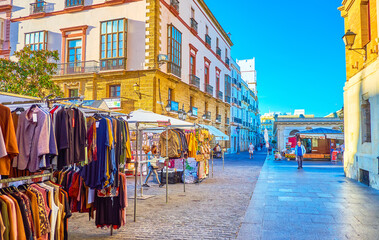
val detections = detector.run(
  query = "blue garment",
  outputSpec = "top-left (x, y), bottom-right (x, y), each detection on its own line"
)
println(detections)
top-left (297, 146), bottom-right (303, 156)
top-left (295, 145), bottom-right (306, 156)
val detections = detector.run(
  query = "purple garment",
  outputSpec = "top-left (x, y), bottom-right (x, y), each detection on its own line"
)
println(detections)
top-left (13, 106), bottom-right (50, 172)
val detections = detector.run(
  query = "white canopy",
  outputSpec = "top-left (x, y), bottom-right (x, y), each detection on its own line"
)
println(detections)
top-left (126, 109), bottom-right (196, 130)
top-left (199, 124), bottom-right (229, 141)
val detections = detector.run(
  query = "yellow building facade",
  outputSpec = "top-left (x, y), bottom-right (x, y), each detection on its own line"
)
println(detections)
top-left (8, 0), bottom-right (233, 135)
top-left (339, 0), bottom-right (379, 189)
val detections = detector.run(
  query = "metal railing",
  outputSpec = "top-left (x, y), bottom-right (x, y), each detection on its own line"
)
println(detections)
top-left (225, 57), bottom-right (230, 66)
top-left (54, 60), bottom-right (99, 75)
top-left (205, 84), bottom-right (213, 95)
top-left (205, 34), bottom-right (211, 47)
top-left (216, 47), bottom-right (221, 57)
top-left (232, 78), bottom-right (237, 85)
top-left (190, 74), bottom-right (200, 88)
top-left (66, 0), bottom-right (83, 8)
top-left (100, 58), bottom-right (126, 71)
top-left (167, 62), bottom-right (181, 77)
top-left (225, 96), bottom-right (231, 103)
top-left (232, 97), bottom-right (237, 104)
top-left (190, 18), bottom-right (198, 33)
top-left (30, 1), bottom-right (46, 14)
top-left (218, 91), bottom-right (223, 100)
top-left (170, 0), bottom-right (179, 12)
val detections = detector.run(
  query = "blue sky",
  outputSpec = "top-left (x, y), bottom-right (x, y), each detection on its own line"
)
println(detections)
top-left (206, 0), bottom-right (346, 117)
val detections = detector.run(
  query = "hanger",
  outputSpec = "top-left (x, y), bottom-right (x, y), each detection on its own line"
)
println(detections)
top-left (12, 107), bottom-right (25, 113)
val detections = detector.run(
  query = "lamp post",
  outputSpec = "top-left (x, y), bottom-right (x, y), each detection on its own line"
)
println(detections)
top-left (165, 100), bottom-right (171, 113)
top-left (342, 29), bottom-right (367, 59)
top-left (181, 104), bottom-right (187, 120)
top-left (236, 125), bottom-right (240, 154)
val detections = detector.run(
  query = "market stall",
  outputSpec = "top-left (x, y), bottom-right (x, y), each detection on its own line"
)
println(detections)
top-left (284, 128), bottom-right (344, 160)
top-left (0, 91), bottom-right (131, 236)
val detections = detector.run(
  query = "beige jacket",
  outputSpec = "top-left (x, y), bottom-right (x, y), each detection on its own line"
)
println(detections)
top-left (159, 130), bottom-right (181, 158)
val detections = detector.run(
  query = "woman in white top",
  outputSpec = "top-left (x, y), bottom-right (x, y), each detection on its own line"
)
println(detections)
top-left (248, 143), bottom-right (254, 159)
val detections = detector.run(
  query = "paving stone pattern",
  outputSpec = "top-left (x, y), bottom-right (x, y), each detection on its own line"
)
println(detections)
top-left (237, 158), bottom-right (379, 240)
top-left (67, 151), bottom-right (266, 239)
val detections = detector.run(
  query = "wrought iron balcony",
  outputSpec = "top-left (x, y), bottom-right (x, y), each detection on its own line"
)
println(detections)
top-left (66, 0), bottom-right (84, 8)
top-left (218, 91), bottom-right (223, 100)
top-left (30, 1), bottom-right (46, 15)
top-left (190, 74), bottom-right (200, 88)
top-left (54, 60), bottom-right (99, 76)
top-left (205, 34), bottom-right (211, 47)
top-left (167, 62), bottom-right (181, 77)
top-left (216, 47), bottom-right (221, 57)
top-left (170, 0), bottom-right (179, 12)
top-left (100, 58), bottom-right (126, 71)
top-left (205, 84), bottom-right (213, 95)
top-left (190, 18), bottom-right (198, 33)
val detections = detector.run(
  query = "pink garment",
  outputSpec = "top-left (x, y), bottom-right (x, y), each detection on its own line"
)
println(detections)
top-left (13, 106), bottom-right (50, 172)
top-left (0, 126), bottom-right (7, 158)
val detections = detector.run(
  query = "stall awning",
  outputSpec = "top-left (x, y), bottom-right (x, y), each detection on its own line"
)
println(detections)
top-left (298, 128), bottom-right (344, 140)
top-left (127, 109), bottom-right (196, 130)
top-left (199, 124), bottom-right (229, 141)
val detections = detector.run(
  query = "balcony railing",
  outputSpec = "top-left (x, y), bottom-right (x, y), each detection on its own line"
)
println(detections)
top-left (225, 57), bottom-right (230, 66)
top-left (54, 61), bottom-right (99, 76)
top-left (190, 18), bottom-right (198, 33)
top-left (66, 0), bottom-right (84, 8)
top-left (30, 1), bottom-right (46, 15)
top-left (205, 84), bottom-right (213, 95)
top-left (205, 34), bottom-right (211, 47)
top-left (232, 97), bottom-right (237, 104)
top-left (216, 47), bottom-right (221, 57)
top-left (100, 58), bottom-right (126, 71)
top-left (216, 114), bottom-right (222, 123)
top-left (170, 0), bottom-right (179, 12)
top-left (218, 91), bottom-right (223, 100)
top-left (232, 78), bottom-right (237, 85)
top-left (167, 62), bottom-right (181, 77)
top-left (225, 96), bottom-right (231, 104)
top-left (190, 74), bottom-right (200, 88)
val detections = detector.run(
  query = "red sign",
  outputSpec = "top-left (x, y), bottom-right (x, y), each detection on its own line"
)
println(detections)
top-left (157, 121), bottom-right (171, 127)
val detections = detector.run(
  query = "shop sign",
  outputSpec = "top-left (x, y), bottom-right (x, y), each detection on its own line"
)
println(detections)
top-left (192, 107), bottom-right (198, 116)
top-left (104, 98), bottom-right (121, 109)
top-left (171, 101), bottom-right (179, 112)
top-left (157, 121), bottom-right (171, 127)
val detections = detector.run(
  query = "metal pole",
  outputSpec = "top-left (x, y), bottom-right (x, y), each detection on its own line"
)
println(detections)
top-left (183, 157), bottom-right (186, 192)
top-left (134, 123), bottom-right (139, 222)
top-left (166, 126), bottom-right (169, 203)
top-left (211, 150), bottom-right (214, 178)
top-left (222, 151), bottom-right (224, 171)
top-left (139, 130), bottom-right (143, 197)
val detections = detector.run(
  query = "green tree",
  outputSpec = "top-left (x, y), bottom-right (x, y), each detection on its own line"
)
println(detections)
top-left (0, 46), bottom-right (62, 98)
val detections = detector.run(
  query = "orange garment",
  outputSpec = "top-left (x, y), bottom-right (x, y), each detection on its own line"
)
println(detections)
top-left (187, 133), bottom-right (198, 158)
top-left (0, 195), bottom-right (17, 240)
top-left (0, 211), bottom-right (5, 240)
top-left (26, 190), bottom-right (40, 239)
top-left (0, 104), bottom-right (19, 175)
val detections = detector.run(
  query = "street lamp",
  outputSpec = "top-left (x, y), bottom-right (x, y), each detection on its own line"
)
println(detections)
top-left (165, 100), bottom-right (171, 112)
top-left (178, 108), bottom-right (183, 120)
top-left (342, 29), bottom-right (366, 58)
top-left (182, 104), bottom-right (187, 120)
top-left (133, 83), bottom-right (142, 99)
top-left (202, 114), bottom-right (207, 120)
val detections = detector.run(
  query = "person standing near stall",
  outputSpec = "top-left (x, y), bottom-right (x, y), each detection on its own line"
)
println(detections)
top-left (295, 141), bottom-right (306, 169)
top-left (142, 145), bottom-right (162, 187)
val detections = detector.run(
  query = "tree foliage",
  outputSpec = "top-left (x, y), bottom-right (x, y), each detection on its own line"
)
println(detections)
top-left (0, 47), bottom-right (62, 98)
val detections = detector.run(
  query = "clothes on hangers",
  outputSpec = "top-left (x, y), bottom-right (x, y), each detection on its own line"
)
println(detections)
top-left (0, 180), bottom-right (71, 240)
top-left (0, 104), bottom-right (19, 176)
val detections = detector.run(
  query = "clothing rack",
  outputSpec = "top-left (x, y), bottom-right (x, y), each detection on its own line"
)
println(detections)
top-left (0, 172), bottom-right (53, 184)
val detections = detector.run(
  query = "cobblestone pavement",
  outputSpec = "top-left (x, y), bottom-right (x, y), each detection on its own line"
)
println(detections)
top-left (68, 151), bottom-right (266, 239)
top-left (237, 158), bottom-right (379, 240)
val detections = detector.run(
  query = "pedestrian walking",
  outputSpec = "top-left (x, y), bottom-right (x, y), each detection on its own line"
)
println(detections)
top-left (248, 143), bottom-right (255, 159)
top-left (142, 145), bottom-right (162, 187)
top-left (295, 141), bottom-right (306, 169)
